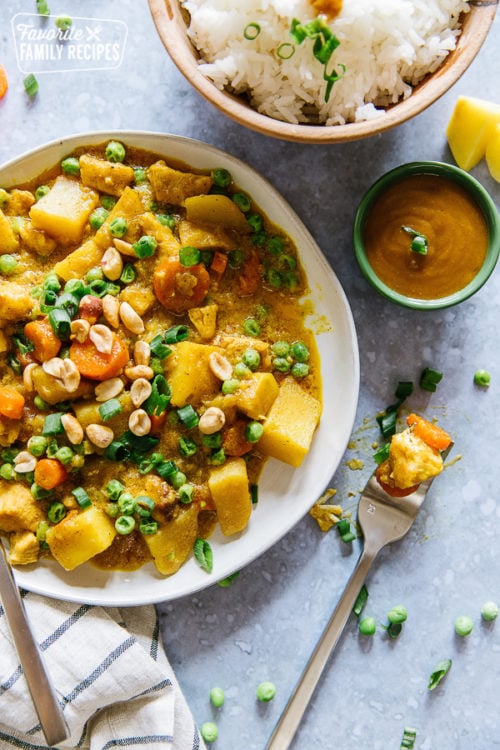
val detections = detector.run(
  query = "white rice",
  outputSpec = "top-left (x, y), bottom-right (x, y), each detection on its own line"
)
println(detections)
top-left (181, 0), bottom-right (469, 125)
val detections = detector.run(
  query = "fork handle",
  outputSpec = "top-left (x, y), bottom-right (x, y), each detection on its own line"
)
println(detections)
top-left (0, 543), bottom-right (70, 747)
top-left (266, 546), bottom-right (379, 750)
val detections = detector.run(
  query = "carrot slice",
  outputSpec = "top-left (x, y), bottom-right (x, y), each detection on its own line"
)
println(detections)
top-left (149, 411), bottom-right (167, 436)
top-left (238, 249), bottom-right (262, 295)
top-left (0, 385), bottom-right (25, 420)
top-left (24, 318), bottom-right (62, 362)
top-left (211, 251), bottom-right (228, 275)
top-left (0, 65), bottom-right (8, 99)
top-left (406, 413), bottom-right (451, 451)
top-left (69, 334), bottom-right (129, 381)
top-left (153, 256), bottom-right (210, 313)
top-left (223, 420), bottom-right (253, 457)
top-left (34, 458), bottom-right (68, 490)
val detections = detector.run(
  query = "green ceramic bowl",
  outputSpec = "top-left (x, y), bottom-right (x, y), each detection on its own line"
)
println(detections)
top-left (353, 161), bottom-right (500, 310)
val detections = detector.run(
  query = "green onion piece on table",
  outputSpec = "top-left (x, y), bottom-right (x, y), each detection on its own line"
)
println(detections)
top-left (400, 727), bottom-right (417, 749)
top-left (352, 584), bottom-right (369, 617)
top-left (428, 658), bottom-right (452, 690)
top-left (420, 367), bottom-right (443, 392)
top-left (23, 73), bottom-right (39, 96)
top-left (218, 571), bottom-right (240, 588)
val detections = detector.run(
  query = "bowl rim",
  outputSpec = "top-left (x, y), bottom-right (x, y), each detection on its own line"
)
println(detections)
top-left (148, 0), bottom-right (498, 143)
top-left (352, 160), bottom-right (500, 310)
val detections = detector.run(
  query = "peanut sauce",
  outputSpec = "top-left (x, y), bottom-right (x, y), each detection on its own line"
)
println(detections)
top-left (363, 174), bottom-right (489, 300)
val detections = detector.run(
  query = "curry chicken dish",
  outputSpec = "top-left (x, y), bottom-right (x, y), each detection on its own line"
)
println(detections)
top-left (0, 141), bottom-right (321, 576)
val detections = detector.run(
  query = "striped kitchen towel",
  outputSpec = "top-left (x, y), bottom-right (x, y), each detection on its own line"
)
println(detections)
top-left (0, 591), bottom-right (206, 749)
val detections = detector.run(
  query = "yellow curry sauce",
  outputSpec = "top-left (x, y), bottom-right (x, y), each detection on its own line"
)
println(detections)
top-left (363, 174), bottom-right (489, 299)
top-left (0, 142), bottom-right (321, 576)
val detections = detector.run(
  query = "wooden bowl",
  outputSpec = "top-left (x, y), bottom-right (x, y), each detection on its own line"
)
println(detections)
top-left (149, 0), bottom-right (497, 143)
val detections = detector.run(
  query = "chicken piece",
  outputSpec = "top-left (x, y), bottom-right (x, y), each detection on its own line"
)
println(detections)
top-left (188, 303), bottom-right (218, 340)
top-left (2, 189), bottom-right (35, 216)
top-left (385, 429), bottom-right (444, 489)
top-left (0, 282), bottom-right (34, 320)
top-left (79, 153), bottom-right (134, 197)
top-left (8, 530), bottom-right (40, 565)
top-left (19, 220), bottom-right (57, 256)
top-left (0, 481), bottom-right (45, 533)
top-left (147, 161), bottom-right (213, 205)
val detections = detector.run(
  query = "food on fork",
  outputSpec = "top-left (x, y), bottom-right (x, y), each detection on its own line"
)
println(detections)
top-left (376, 414), bottom-right (452, 497)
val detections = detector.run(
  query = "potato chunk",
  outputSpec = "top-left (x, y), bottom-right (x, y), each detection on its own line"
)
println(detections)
top-left (148, 161), bottom-right (213, 204)
top-left (144, 503), bottom-right (199, 575)
top-left (165, 341), bottom-right (222, 407)
top-left (46, 506), bottom-right (116, 571)
top-left (258, 377), bottom-right (321, 467)
top-left (0, 282), bottom-right (34, 321)
top-left (53, 239), bottom-right (104, 281)
top-left (30, 175), bottom-right (99, 243)
top-left (485, 122), bottom-right (500, 182)
top-left (184, 194), bottom-right (250, 230)
top-left (8, 530), bottom-right (40, 566)
top-left (79, 153), bottom-right (134, 196)
top-left (208, 458), bottom-right (252, 536)
top-left (236, 372), bottom-right (279, 420)
top-left (0, 210), bottom-right (19, 253)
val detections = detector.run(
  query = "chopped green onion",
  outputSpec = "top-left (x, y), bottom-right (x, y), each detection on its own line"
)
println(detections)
top-left (336, 518), bottom-right (355, 543)
top-left (177, 404), bottom-right (199, 429)
top-left (277, 43), bottom-right (295, 60)
top-left (139, 520), bottom-right (158, 535)
top-left (395, 380), bottom-right (413, 400)
top-left (420, 367), bottom-right (443, 392)
top-left (178, 436), bottom-right (198, 457)
top-left (387, 622), bottom-right (403, 639)
top-left (428, 658), bottom-right (452, 690)
top-left (243, 318), bottom-right (261, 337)
top-left (104, 441), bottom-right (131, 462)
top-left (156, 459), bottom-right (178, 481)
top-left (135, 495), bottom-right (155, 517)
top-left (149, 334), bottom-right (172, 360)
top-left (72, 486), bottom-right (92, 508)
top-left (106, 479), bottom-right (125, 500)
top-left (115, 515), bottom-right (135, 535)
top-left (400, 727), bottom-right (417, 749)
top-left (23, 73), bottom-right (39, 96)
top-left (179, 245), bottom-right (201, 267)
top-left (60, 156), bottom-right (80, 176)
top-left (352, 584), bottom-right (369, 618)
top-left (98, 398), bottom-right (123, 422)
top-left (402, 225), bottom-right (428, 255)
top-left (105, 140), bottom-right (126, 163)
top-left (120, 263), bottom-right (137, 284)
top-left (143, 375), bottom-right (171, 417)
top-left (193, 538), bottom-right (213, 573)
top-left (178, 483), bottom-right (194, 504)
top-left (42, 412), bottom-right (64, 437)
top-left (132, 234), bottom-right (157, 258)
top-left (244, 22), bottom-right (261, 40)
top-left (250, 484), bottom-right (258, 505)
top-left (48, 307), bottom-right (71, 340)
top-left (47, 502), bottom-right (66, 524)
top-left (164, 325), bottom-right (189, 344)
top-left (201, 433), bottom-right (222, 449)
top-left (373, 442), bottom-right (390, 465)
top-left (376, 408), bottom-right (398, 439)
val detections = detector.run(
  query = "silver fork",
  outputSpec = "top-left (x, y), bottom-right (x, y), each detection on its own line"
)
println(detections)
top-left (266, 442), bottom-right (454, 750)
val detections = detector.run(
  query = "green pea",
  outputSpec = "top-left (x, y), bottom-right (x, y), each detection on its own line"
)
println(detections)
top-left (55, 446), bottom-right (74, 466)
top-left (209, 686), bottom-right (225, 708)
top-left (109, 217), bottom-right (128, 238)
top-left (454, 615), bottom-right (473, 636)
top-left (267, 268), bottom-right (282, 288)
top-left (35, 184), bottom-right (50, 200)
top-left (0, 254), bottom-right (18, 275)
top-left (221, 378), bottom-right (240, 395)
top-left (33, 396), bottom-right (49, 411)
top-left (86, 266), bottom-right (104, 282)
top-left (0, 463), bottom-right (14, 480)
top-left (247, 213), bottom-right (263, 233)
top-left (474, 369), bottom-right (491, 387)
top-left (481, 601), bottom-right (498, 622)
top-left (387, 605), bottom-right (407, 625)
top-left (115, 515), bottom-right (136, 535)
top-left (117, 493), bottom-right (136, 515)
top-left (89, 206), bottom-right (109, 230)
top-left (232, 192), bottom-right (251, 212)
top-left (291, 362), bottom-right (309, 378)
top-left (170, 470), bottom-right (187, 489)
top-left (101, 194), bottom-right (117, 211)
top-left (27, 435), bottom-right (48, 457)
top-left (272, 357), bottom-right (291, 373)
top-left (133, 167), bottom-right (148, 184)
top-left (271, 340), bottom-right (290, 357)
top-left (200, 721), bottom-right (219, 743)
top-left (256, 681), bottom-right (276, 702)
top-left (105, 140), bottom-right (126, 163)
top-left (61, 156), bottom-right (80, 175)
top-left (245, 421), bottom-right (264, 443)
top-left (233, 362), bottom-right (251, 379)
top-left (266, 235), bottom-right (285, 255)
top-left (241, 348), bottom-right (260, 371)
top-left (55, 15), bottom-right (72, 30)
top-left (291, 341), bottom-right (310, 363)
top-left (212, 168), bottom-right (231, 187)
top-left (228, 249), bottom-right (244, 268)
top-left (359, 616), bottom-right (377, 636)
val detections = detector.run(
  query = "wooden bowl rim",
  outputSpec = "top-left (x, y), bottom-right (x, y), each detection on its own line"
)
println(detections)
top-left (149, 0), bottom-right (498, 143)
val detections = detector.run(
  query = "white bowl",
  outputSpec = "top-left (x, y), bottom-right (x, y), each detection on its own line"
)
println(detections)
top-left (0, 131), bottom-right (359, 604)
